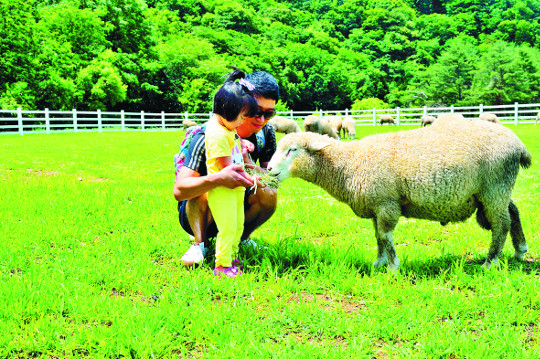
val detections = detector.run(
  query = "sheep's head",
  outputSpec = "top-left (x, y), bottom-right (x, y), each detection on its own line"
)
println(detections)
top-left (267, 132), bottom-right (335, 182)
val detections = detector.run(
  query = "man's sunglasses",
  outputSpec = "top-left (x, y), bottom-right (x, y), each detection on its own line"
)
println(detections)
top-left (253, 108), bottom-right (276, 120)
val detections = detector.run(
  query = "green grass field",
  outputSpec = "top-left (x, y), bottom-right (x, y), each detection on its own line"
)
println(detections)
top-left (1, 124), bottom-right (539, 358)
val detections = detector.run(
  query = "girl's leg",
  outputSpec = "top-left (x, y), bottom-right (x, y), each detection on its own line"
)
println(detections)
top-left (232, 189), bottom-right (245, 256)
top-left (208, 187), bottom-right (241, 268)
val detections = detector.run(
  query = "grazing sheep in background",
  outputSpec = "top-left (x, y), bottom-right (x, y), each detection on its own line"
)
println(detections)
top-left (327, 116), bottom-right (343, 138)
top-left (421, 115), bottom-right (436, 127)
top-left (269, 116), bottom-right (301, 134)
top-left (268, 117), bottom-right (531, 272)
top-left (303, 115), bottom-right (340, 139)
top-left (379, 114), bottom-right (396, 125)
top-left (183, 120), bottom-right (198, 130)
top-left (342, 116), bottom-right (356, 139)
top-left (479, 113), bottom-right (500, 124)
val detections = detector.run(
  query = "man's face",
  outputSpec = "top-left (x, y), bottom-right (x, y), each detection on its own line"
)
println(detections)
top-left (236, 96), bottom-right (276, 138)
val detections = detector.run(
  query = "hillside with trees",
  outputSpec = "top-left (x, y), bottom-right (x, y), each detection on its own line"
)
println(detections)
top-left (1, 0), bottom-right (539, 112)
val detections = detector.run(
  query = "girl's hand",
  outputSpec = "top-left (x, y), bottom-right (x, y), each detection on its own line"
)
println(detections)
top-left (217, 164), bottom-right (254, 189)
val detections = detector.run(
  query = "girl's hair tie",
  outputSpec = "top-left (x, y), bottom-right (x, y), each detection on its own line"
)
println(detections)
top-left (238, 78), bottom-right (255, 91)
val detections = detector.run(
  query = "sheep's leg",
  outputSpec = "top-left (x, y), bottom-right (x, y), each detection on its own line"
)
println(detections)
top-left (372, 218), bottom-right (388, 267)
top-left (509, 200), bottom-right (528, 260)
top-left (482, 204), bottom-right (511, 269)
top-left (373, 208), bottom-right (400, 272)
top-left (380, 231), bottom-right (400, 272)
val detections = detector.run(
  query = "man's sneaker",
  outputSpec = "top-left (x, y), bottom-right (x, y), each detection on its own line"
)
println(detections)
top-left (240, 238), bottom-right (267, 250)
top-left (181, 243), bottom-right (209, 266)
top-left (240, 238), bottom-right (259, 250)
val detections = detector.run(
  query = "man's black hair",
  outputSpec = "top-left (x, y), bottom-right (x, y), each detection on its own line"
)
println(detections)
top-left (245, 71), bottom-right (280, 103)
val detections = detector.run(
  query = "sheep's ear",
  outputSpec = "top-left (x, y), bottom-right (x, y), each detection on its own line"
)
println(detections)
top-left (308, 142), bottom-right (331, 152)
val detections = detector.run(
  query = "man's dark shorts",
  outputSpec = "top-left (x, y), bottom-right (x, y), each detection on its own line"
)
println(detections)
top-left (178, 188), bottom-right (254, 238)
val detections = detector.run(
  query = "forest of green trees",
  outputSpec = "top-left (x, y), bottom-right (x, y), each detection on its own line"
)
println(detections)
top-left (1, 0), bottom-right (539, 113)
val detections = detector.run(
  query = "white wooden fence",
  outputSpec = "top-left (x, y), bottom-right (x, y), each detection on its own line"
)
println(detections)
top-left (1, 103), bottom-right (539, 135)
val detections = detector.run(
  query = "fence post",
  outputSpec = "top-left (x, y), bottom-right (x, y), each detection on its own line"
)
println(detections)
top-left (72, 109), bottom-right (77, 133)
top-left (161, 111), bottom-right (165, 131)
top-left (345, 108), bottom-right (349, 117)
top-left (45, 108), bottom-right (50, 134)
top-left (184, 112), bottom-right (188, 128)
top-left (372, 108), bottom-right (377, 126)
top-left (396, 107), bottom-right (400, 125)
top-left (121, 110), bottom-right (125, 131)
top-left (319, 109), bottom-right (323, 118)
top-left (17, 107), bottom-right (23, 136)
top-left (514, 102), bottom-right (519, 125)
top-left (141, 111), bottom-right (145, 131)
top-left (479, 103), bottom-right (483, 115)
top-left (450, 105), bottom-right (454, 113)
top-left (423, 106), bottom-right (427, 116)
top-left (98, 110), bottom-right (103, 133)
top-left (290, 109), bottom-right (293, 120)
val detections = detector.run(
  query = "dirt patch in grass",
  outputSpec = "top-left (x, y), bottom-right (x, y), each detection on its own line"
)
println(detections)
top-left (78, 176), bottom-right (111, 182)
top-left (287, 292), bottom-right (365, 313)
top-left (26, 169), bottom-right (62, 177)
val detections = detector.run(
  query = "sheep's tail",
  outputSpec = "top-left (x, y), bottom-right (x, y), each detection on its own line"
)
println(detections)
top-left (520, 148), bottom-right (532, 169)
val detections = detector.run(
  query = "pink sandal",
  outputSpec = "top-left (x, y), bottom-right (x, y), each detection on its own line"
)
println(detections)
top-left (214, 265), bottom-right (242, 278)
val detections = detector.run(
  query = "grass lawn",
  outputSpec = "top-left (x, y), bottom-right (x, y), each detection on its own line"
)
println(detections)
top-left (0, 124), bottom-right (539, 358)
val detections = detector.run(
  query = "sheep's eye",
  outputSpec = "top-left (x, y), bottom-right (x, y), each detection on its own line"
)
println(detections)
top-left (285, 147), bottom-right (297, 157)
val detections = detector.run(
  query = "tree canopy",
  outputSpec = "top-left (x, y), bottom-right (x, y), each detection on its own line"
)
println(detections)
top-left (1, 0), bottom-right (539, 111)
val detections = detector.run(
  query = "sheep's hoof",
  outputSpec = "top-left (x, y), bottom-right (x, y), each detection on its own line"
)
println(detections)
top-left (514, 249), bottom-right (527, 261)
top-left (373, 258), bottom-right (388, 268)
top-left (481, 258), bottom-right (498, 269)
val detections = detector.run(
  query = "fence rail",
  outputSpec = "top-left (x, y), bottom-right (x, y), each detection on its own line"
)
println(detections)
top-left (1, 103), bottom-right (539, 135)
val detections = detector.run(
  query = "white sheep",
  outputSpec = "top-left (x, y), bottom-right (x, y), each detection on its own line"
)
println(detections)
top-left (341, 116), bottom-right (356, 139)
top-left (268, 117), bottom-right (531, 272)
top-left (303, 115), bottom-right (340, 139)
top-left (269, 116), bottom-right (301, 134)
top-left (421, 115), bottom-right (436, 127)
top-left (479, 113), bottom-right (500, 124)
top-left (327, 116), bottom-right (343, 138)
top-left (183, 119), bottom-right (198, 130)
top-left (379, 114), bottom-right (396, 125)
top-left (436, 113), bottom-right (465, 122)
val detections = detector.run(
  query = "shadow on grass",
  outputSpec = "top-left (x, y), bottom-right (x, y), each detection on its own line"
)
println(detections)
top-left (208, 236), bottom-right (540, 279)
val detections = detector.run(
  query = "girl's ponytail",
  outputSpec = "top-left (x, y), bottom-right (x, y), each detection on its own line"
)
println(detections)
top-left (223, 67), bottom-right (247, 83)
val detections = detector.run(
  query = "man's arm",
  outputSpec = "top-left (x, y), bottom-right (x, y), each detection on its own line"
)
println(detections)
top-left (173, 165), bottom-right (254, 202)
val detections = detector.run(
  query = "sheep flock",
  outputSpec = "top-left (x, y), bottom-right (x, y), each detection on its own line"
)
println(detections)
top-left (268, 115), bottom-right (531, 272)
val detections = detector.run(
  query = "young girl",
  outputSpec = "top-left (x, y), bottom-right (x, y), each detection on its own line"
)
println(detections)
top-left (206, 69), bottom-right (258, 278)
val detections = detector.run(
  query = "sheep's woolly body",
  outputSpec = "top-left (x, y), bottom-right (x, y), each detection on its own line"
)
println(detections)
top-left (269, 116), bottom-right (301, 134)
top-left (479, 113), bottom-right (500, 123)
top-left (342, 117), bottom-right (356, 139)
top-left (436, 113), bottom-right (465, 122)
top-left (303, 115), bottom-right (340, 139)
top-left (183, 120), bottom-right (198, 130)
top-left (327, 116), bottom-right (343, 138)
top-left (269, 118), bottom-right (531, 271)
top-left (379, 114), bottom-right (395, 125)
top-left (421, 115), bottom-right (436, 127)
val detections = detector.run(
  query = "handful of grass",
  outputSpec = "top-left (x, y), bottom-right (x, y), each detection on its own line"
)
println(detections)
top-left (244, 166), bottom-right (280, 191)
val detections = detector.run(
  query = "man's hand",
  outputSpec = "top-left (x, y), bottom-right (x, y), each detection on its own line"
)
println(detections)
top-left (241, 139), bottom-right (255, 154)
top-left (216, 164), bottom-right (255, 189)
